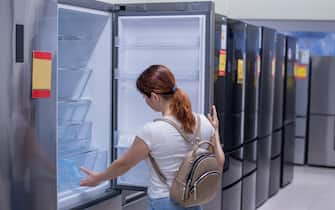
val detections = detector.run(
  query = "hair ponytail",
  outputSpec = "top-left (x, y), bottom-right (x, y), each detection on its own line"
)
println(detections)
top-left (136, 65), bottom-right (196, 133)
top-left (169, 88), bottom-right (195, 133)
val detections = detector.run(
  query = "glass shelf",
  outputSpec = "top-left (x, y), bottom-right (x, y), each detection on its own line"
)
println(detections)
top-left (58, 122), bottom-right (92, 141)
top-left (58, 99), bottom-right (91, 124)
top-left (58, 138), bottom-right (91, 156)
top-left (58, 68), bottom-right (92, 100)
top-left (58, 34), bottom-right (92, 41)
top-left (115, 69), bottom-right (200, 81)
top-left (118, 36), bottom-right (200, 49)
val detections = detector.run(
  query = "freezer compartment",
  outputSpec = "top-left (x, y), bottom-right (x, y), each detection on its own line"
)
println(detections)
top-left (269, 156), bottom-right (281, 196)
top-left (256, 135), bottom-right (272, 207)
top-left (222, 148), bottom-right (243, 188)
top-left (293, 137), bottom-right (306, 165)
top-left (308, 115), bottom-right (335, 166)
top-left (58, 149), bottom-right (108, 193)
top-left (243, 139), bottom-right (257, 176)
top-left (58, 99), bottom-right (91, 124)
top-left (295, 117), bottom-right (306, 137)
top-left (241, 171), bottom-right (256, 210)
top-left (222, 181), bottom-right (242, 210)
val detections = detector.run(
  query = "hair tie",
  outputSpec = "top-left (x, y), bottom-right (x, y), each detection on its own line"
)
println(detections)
top-left (172, 86), bottom-right (177, 93)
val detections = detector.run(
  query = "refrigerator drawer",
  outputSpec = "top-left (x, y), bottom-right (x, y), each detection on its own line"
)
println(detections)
top-left (222, 148), bottom-right (243, 188)
top-left (295, 117), bottom-right (306, 137)
top-left (293, 137), bottom-right (306, 165)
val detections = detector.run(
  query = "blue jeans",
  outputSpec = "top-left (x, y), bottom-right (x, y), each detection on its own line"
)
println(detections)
top-left (147, 197), bottom-right (202, 210)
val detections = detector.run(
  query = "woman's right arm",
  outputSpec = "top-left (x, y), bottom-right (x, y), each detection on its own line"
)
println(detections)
top-left (207, 105), bottom-right (225, 172)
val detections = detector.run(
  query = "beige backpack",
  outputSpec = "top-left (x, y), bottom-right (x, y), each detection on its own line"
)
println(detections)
top-left (148, 115), bottom-right (222, 207)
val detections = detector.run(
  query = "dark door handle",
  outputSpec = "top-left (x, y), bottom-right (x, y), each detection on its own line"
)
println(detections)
top-left (16, 24), bottom-right (24, 63)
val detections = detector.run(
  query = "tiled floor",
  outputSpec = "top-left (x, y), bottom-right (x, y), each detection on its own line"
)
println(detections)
top-left (258, 166), bottom-right (335, 210)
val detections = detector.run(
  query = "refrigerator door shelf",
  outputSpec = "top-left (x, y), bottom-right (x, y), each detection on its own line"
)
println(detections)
top-left (58, 68), bottom-right (92, 100)
top-left (115, 70), bottom-right (200, 81)
top-left (58, 121), bottom-right (92, 140)
top-left (58, 34), bottom-right (92, 41)
top-left (58, 138), bottom-right (91, 156)
top-left (119, 36), bottom-right (200, 49)
top-left (58, 99), bottom-right (91, 124)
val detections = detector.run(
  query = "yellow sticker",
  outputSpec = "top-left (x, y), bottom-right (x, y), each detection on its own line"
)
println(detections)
top-left (237, 59), bottom-right (244, 84)
top-left (272, 58), bottom-right (276, 78)
top-left (295, 64), bottom-right (307, 79)
top-left (218, 50), bottom-right (227, 77)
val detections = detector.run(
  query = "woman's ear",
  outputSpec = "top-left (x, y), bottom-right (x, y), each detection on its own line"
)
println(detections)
top-left (151, 92), bottom-right (160, 102)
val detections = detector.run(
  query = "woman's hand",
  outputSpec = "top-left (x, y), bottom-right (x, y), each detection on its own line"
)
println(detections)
top-left (207, 105), bottom-right (219, 132)
top-left (80, 167), bottom-right (104, 187)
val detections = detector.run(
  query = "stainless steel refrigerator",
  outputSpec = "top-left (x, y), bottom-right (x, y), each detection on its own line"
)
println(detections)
top-left (241, 23), bottom-right (261, 210)
top-left (281, 36), bottom-right (296, 187)
top-left (307, 56), bottom-right (335, 167)
top-left (293, 49), bottom-right (310, 165)
top-left (0, 1), bottom-right (216, 209)
top-left (269, 33), bottom-right (286, 197)
top-left (256, 27), bottom-right (276, 208)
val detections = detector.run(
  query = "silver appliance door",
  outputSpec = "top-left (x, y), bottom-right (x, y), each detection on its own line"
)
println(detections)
top-left (310, 56), bottom-right (335, 115)
top-left (9, 0), bottom-right (58, 210)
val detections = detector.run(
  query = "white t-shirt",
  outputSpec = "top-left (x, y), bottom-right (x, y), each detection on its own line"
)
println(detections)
top-left (136, 113), bottom-right (215, 199)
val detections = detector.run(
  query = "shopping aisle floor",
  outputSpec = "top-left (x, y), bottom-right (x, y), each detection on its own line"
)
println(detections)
top-left (258, 166), bottom-right (335, 210)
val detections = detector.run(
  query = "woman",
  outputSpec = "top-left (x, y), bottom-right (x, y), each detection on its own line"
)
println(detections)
top-left (80, 65), bottom-right (225, 210)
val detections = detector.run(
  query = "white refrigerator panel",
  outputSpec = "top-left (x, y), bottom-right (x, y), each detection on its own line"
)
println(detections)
top-left (57, 5), bottom-right (112, 209)
top-left (116, 15), bottom-right (206, 187)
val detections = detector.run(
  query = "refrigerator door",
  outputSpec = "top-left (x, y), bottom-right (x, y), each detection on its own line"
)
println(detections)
top-left (57, 4), bottom-right (114, 209)
top-left (214, 14), bottom-right (228, 147)
top-left (258, 27), bottom-right (276, 137)
top-left (7, 0), bottom-right (58, 210)
top-left (309, 56), bottom-right (335, 115)
top-left (308, 115), bottom-right (335, 167)
top-left (228, 20), bottom-right (246, 149)
top-left (281, 123), bottom-right (295, 187)
top-left (295, 65), bottom-right (309, 117)
top-left (284, 37), bottom-right (297, 123)
top-left (114, 2), bottom-right (213, 189)
top-left (273, 34), bottom-right (286, 130)
top-left (245, 24), bottom-right (260, 142)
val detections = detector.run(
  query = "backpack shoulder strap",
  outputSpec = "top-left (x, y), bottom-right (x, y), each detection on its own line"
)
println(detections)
top-left (148, 153), bottom-right (169, 186)
top-left (154, 114), bottom-right (201, 144)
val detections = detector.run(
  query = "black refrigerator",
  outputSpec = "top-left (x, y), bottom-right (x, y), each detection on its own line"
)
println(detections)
top-left (281, 36), bottom-right (296, 187)
top-left (241, 23), bottom-right (261, 210)
top-left (256, 27), bottom-right (276, 208)
top-left (215, 18), bottom-right (246, 210)
top-left (269, 33), bottom-right (286, 197)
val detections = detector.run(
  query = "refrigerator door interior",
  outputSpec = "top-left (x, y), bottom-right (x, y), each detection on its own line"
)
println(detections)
top-left (273, 34), bottom-right (286, 130)
top-left (258, 27), bottom-right (276, 137)
top-left (57, 5), bottom-right (112, 209)
top-left (115, 15), bottom-right (206, 188)
top-left (309, 56), bottom-right (335, 115)
top-left (245, 24), bottom-right (260, 142)
top-left (284, 37), bottom-right (296, 123)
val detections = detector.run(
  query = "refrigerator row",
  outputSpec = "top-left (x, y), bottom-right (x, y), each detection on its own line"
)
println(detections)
top-left (213, 16), bottom-right (297, 210)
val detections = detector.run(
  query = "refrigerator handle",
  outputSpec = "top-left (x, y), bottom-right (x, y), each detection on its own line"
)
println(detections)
top-left (15, 24), bottom-right (24, 63)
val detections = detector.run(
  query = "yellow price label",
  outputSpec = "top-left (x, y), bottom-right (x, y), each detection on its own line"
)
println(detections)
top-left (295, 64), bottom-right (307, 79)
top-left (237, 59), bottom-right (244, 84)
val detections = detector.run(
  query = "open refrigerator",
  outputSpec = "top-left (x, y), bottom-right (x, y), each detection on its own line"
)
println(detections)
top-left (55, 1), bottom-right (215, 209)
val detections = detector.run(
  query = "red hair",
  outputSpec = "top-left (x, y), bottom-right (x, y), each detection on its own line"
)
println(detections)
top-left (136, 65), bottom-right (196, 133)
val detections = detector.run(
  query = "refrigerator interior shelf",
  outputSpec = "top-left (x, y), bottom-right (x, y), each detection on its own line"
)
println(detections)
top-left (58, 34), bottom-right (92, 41)
top-left (115, 70), bottom-right (200, 81)
top-left (58, 137), bottom-right (91, 156)
top-left (58, 121), bottom-right (92, 140)
top-left (58, 68), bottom-right (92, 100)
top-left (118, 36), bottom-right (200, 49)
top-left (58, 99), bottom-right (91, 124)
